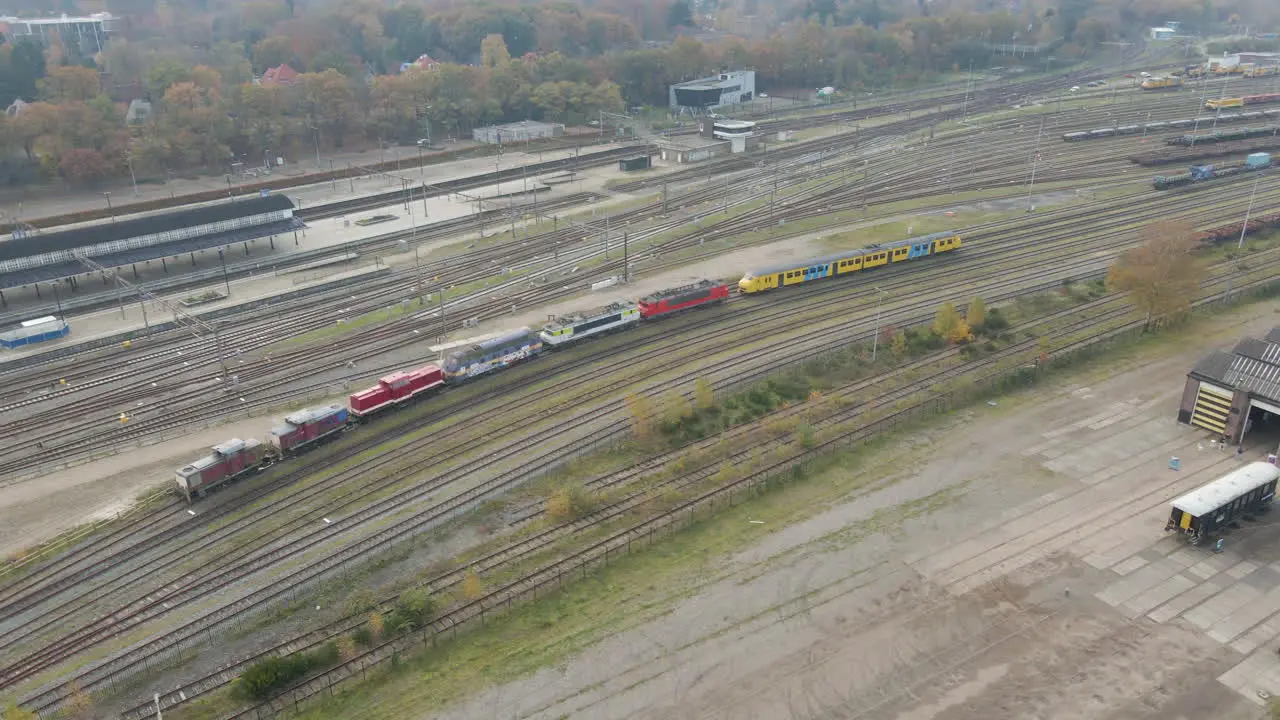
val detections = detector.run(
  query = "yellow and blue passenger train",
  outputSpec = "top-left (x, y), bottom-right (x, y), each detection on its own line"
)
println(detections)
top-left (737, 231), bottom-right (962, 294)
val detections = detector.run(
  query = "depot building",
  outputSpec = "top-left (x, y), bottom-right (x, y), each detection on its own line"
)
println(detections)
top-left (1180, 327), bottom-right (1280, 447)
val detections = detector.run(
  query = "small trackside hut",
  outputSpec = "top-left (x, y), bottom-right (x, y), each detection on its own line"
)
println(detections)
top-left (1166, 462), bottom-right (1279, 544)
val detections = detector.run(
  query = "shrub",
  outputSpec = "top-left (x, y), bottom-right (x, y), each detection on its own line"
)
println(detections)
top-left (351, 626), bottom-right (374, 648)
top-left (238, 642), bottom-right (339, 701)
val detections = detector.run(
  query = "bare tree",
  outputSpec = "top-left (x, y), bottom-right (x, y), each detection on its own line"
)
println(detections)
top-left (1106, 220), bottom-right (1204, 330)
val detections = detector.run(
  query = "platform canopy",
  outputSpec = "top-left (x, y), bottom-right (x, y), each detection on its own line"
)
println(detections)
top-left (0, 194), bottom-right (300, 290)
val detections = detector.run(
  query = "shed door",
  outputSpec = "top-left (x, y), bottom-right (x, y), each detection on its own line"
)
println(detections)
top-left (1191, 383), bottom-right (1232, 435)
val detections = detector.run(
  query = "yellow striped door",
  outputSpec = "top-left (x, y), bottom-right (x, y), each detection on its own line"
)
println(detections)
top-left (1191, 383), bottom-right (1232, 435)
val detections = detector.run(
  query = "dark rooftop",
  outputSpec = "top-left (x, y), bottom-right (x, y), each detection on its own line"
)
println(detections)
top-left (0, 217), bottom-right (304, 289)
top-left (1191, 328), bottom-right (1280, 403)
top-left (0, 194), bottom-right (295, 263)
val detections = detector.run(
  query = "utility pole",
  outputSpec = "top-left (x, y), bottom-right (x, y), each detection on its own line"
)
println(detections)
top-left (1238, 174), bottom-right (1261, 250)
top-left (218, 249), bottom-right (231, 297)
top-left (870, 287), bottom-right (887, 361)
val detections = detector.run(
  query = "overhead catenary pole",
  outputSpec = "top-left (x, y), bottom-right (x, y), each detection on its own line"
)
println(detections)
top-left (218, 249), bottom-right (231, 297)
top-left (870, 287), bottom-right (887, 361)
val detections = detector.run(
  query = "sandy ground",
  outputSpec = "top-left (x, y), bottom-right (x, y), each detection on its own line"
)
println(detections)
top-left (423, 303), bottom-right (1280, 720)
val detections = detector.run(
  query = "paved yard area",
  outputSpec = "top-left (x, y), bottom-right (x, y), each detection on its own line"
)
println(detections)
top-left (426, 304), bottom-right (1280, 720)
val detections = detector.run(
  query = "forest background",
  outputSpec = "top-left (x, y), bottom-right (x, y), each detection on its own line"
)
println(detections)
top-left (0, 0), bottom-right (1276, 188)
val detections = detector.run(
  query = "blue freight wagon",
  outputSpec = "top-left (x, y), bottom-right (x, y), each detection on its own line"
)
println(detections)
top-left (0, 316), bottom-right (69, 349)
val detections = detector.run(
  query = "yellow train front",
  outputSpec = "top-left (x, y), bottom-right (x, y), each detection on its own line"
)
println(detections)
top-left (738, 231), bottom-right (961, 294)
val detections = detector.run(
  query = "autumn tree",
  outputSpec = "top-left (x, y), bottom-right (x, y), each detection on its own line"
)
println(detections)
top-left (461, 569), bottom-right (484, 600)
top-left (890, 329), bottom-right (908, 359)
top-left (624, 393), bottom-right (654, 439)
top-left (932, 301), bottom-right (971, 344)
top-left (1105, 221), bottom-right (1203, 330)
top-left (694, 378), bottom-right (714, 411)
top-left (662, 390), bottom-right (692, 426)
top-left (37, 66), bottom-right (100, 102)
top-left (965, 296), bottom-right (986, 330)
top-left (932, 302), bottom-right (960, 337)
top-left (480, 34), bottom-right (512, 69)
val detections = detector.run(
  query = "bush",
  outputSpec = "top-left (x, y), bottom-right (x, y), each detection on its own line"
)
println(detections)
top-left (981, 308), bottom-right (1009, 333)
top-left (351, 626), bottom-right (374, 647)
top-left (238, 642), bottom-right (339, 701)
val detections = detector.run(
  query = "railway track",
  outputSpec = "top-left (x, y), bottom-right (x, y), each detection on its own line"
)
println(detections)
top-left (0, 103), bottom-right (1264, 614)
top-left (214, 261), bottom-right (1265, 720)
top-left (10, 65), bottom-right (1280, 707)
top-left (5, 169), bottom-right (1274, 712)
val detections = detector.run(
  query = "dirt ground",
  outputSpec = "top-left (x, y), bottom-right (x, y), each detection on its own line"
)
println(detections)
top-left (422, 304), bottom-right (1280, 720)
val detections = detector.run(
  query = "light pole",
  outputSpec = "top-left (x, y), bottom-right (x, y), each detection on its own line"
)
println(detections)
top-left (103, 191), bottom-right (114, 222)
top-left (870, 287), bottom-right (887, 361)
top-left (217, 248), bottom-right (231, 297)
top-left (127, 154), bottom-right (139, 196)
top-left (1238, 174), bottom-right (1262, 250)
top-left (51, 278), bottom-right (64, 321)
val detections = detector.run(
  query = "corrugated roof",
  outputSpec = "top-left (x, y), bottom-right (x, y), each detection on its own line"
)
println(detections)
top-left (0, 194), bottom-right (295, 263)
top-left (1191, 328), bottom-right (1280, 404)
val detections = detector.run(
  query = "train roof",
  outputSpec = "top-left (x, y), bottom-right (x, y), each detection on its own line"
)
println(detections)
top-left (743, 230), bottom-right (959, 277)
top-left (1170, 462), bottom-right (1280, 517)
top-left (447, 328), bottom-right (537, 358)
top-left (281, 403), bottom-right (346, 428)
top-left (640, 279), bottom-right (720, 304)
top-left (542, 302), bottom-right (635, 332)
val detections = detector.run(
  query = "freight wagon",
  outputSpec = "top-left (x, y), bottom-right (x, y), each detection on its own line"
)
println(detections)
top-left (738, 231), bottom-right (961, 293)
top-left (348, 364), bottom-right (445, 419)
top-left (638, 280), bottom-right (730, 319)
top-left (442, 328), bottom-right (542, 381)
top-left (271, 404), bottom-right (350, 454)
top-left (1166, 462), bottom-right (1279, 544)
top-left (540, 302), bottom-right (641, 347)
top-left (1141, 76), bottom-right (1183, 90)
top-left (174, 438), bottom-right (274, 501)
top-left (1166, 124), bottom-right (1280, 146)
top-left (1152, 158), bottom-right (1269, 189)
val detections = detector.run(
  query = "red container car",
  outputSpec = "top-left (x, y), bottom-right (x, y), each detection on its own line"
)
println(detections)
top-left (638, 280), bottom-right (730, 319)
top-left (348, 364), bottom-right (445, 419)
top-left (174, 438), bottom-right (273, 501)
top-left (270, 404), bottom-right (350, 454)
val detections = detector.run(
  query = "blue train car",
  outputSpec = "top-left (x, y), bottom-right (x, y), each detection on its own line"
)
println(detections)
top-left (442, 328), bottom-right (543, 381)
top-left (0, 316), bottom-right (70, 349)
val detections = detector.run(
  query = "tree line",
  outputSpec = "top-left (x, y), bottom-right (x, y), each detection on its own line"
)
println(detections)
top-left (0, 0), bottom-right (1273, 187)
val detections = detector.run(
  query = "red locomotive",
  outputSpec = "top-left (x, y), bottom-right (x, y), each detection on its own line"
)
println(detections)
top-left (174, 439), bottom-right (273, 501)
top-left (348, 364), bottom-right (445, 419)
top-left (638, 280), bottom-right (730, 319)
top-left (270, 404), bottom-right (350, 454)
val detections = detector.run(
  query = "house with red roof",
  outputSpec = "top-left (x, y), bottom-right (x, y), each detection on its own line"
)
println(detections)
top-left (261, 63), bottom-right (300, 87)
top-left (399, 53), bottom-right (440, 73)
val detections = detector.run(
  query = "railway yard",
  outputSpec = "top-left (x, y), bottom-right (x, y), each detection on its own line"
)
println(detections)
top-left (3, 52), bottom-right (1280, 720)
